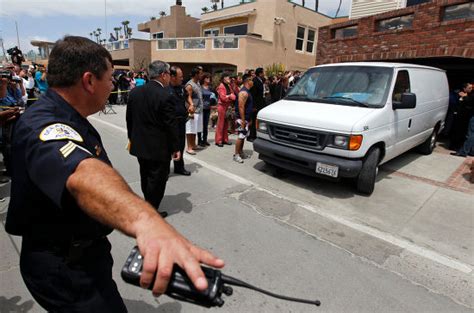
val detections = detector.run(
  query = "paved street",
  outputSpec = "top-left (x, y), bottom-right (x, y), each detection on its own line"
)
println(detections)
top-left (1, 105), bottom-right (473, 313)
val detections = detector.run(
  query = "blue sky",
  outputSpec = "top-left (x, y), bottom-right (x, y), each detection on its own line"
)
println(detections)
top-left (0, 0), bottom-right (350, 55)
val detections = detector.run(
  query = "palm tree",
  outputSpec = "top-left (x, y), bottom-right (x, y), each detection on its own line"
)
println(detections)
top-left (89, 32), bottom-right (93, 40)
top-left (127, 27), bottom-right (133, 38)
top-left (121, 20), bottom-right (130, 38)
top-left (93, 31), bottom-right (99, 43)
top-left (96, 28), bottom-right (102, 41)
top-left (202, 7), bottom-right (209, 13)
top-left (113, 27), bottom-right (121, 41)
top-left (159, 11), bottom-right (166, 17)
top-left (335, 0), bottom-right (342, 17)
top-left (150, 16), bottom-right (156, 20)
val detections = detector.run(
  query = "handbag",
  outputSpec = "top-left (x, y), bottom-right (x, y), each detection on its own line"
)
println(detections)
top-left (225, 106), bottom-right (234, 119)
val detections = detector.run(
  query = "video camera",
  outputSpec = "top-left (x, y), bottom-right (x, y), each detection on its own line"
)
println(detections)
top-left (7, 46), bottom-right (25, 66)
top-left (0, 70), bottom-right (13, 80)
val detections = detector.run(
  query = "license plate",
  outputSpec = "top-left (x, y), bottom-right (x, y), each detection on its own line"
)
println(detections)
top-left (316, 162), bottom-right (339, 178)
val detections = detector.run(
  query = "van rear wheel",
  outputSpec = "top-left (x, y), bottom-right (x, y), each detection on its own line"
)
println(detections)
top-left (356, 148), bottom-right (380, 195)
top-left (418, 128), bottom-right (438, 155)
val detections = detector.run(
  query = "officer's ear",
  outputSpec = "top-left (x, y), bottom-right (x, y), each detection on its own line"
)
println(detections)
top-left (82, 72), bottom-right (95, 94)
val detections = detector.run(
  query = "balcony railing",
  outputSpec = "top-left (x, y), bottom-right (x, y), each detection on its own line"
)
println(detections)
top-left (156, 36), bottom-right (240, 51)
top-left (104, 39), bottom-right (130, 51)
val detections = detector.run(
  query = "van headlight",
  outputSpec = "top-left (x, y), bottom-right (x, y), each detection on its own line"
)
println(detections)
top-left (330, 135), bottom-right (363, 151)
top-left (333, 135), bottom-right (349, 148)
top-left (257, 120), bottom-right (268, 133)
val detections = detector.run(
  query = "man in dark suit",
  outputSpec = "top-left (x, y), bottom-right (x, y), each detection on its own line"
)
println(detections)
top-left (168, 66), bottom-right (191, 176)
top-left (249, 67), bottom-right (265, 141)
top-left (126, 60), bottom-right (180, 218)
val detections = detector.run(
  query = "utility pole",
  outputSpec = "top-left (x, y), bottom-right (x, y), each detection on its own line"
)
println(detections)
top-left (104, 0), bottom-right (108, 40)
top-left (0, 35), bottom-right (8, 62)
top-left (15, 21), bottom-right (21, 49)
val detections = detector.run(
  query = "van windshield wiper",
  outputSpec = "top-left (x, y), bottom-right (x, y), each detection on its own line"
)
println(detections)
top-left (285, 95), bottom-right (309, 101)
top-left (322, 96), bottom-right (370, 107)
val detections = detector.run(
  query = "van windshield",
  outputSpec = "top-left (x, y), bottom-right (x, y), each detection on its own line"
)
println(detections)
top-left (286, 66), bottom-right (393, 108)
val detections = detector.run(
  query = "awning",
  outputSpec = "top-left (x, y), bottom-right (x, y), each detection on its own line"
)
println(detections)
top-left (199, 8), bottom-right (257, 25)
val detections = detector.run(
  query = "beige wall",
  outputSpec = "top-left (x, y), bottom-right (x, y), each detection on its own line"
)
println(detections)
top-left (129, 40), bottom-right (151, 70)
top-left (149, 0), bottom-right (333, 72)
top-left (138, 5), bottom-right (200, 38)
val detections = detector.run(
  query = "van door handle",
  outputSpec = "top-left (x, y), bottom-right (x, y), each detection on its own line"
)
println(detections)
top-left (408, 119), bottom-right (412, 129)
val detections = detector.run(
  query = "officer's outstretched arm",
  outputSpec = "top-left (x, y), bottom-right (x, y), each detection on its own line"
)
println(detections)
top-left (66, 157), bottom-right (225, 296)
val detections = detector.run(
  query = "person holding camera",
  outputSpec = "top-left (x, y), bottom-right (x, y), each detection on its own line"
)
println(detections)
top-left (6, 36), bottom-right (224, 313)
top-left (34, 66), bottom-right (48, 94)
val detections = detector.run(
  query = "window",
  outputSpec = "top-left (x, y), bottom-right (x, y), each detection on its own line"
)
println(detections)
top-left (406, 0), bottom-right (430, 6)
top-left (306, 29), bottom-right (316, 53)
top-left (443, 2), bottom-right (474, 22)
top-left (152, 32), bottom-right (164, 39)
top-left (333, 25), bottom-right (358, 39)
top-left (392, 70), bottom-right (411, 103)
top-left (223, 24), bottom-right (248, 36)
top-left (376, 14), bottom-right (414, 32)
top-left (204, 28), bottom-right (219, 37)
top-left (287, 66), bottom-right (393, 108)
top-left (296, 26), bottom-right (305, 51)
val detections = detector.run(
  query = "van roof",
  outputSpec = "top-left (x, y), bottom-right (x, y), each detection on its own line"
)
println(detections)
top-left (314, 62), bottom-right (445, 72)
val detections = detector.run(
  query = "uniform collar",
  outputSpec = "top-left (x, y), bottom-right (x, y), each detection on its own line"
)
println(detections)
top-left (43, 89), bottom-right (95, 133)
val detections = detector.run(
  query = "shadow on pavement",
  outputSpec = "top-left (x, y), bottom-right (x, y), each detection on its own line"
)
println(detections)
top-left (0, 296), bottom-right (35, 313)
top-left (161, 193), bottom-right (193, 215)
top-left (123, 299), bottom-right (182, 313)
top-left (253, 158), bottom-right (399, 199)
top-left (171, 162), bottom-right (203, 175)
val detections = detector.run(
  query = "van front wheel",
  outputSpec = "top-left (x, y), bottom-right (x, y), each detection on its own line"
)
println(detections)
top-left (356, 148), bottom-right (380, 195)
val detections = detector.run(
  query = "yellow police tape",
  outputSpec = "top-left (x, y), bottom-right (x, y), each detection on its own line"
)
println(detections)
top-left (12, 90), bottom-right (131, 102)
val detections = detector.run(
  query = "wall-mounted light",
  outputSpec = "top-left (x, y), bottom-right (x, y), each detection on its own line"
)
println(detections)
top-left (274, 17), bottom-right (286, 25)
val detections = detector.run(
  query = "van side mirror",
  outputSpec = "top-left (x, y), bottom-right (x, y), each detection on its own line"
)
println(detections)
top-left (393, 93), bottom-right (416, 110)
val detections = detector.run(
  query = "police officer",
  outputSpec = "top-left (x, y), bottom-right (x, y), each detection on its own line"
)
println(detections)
top-left (169, 66), bottom-right (191, 176)
top-left (5, 36), bottom-right (224, 313)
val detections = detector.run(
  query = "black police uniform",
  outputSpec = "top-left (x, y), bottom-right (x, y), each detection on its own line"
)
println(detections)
top-left (5, 89), bottom-right (127, 313)
top-left (168, 85), bottom-right (188, 173)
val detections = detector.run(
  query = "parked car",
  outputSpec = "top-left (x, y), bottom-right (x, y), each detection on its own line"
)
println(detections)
top-left (254, 62), bottom-right (449, 195)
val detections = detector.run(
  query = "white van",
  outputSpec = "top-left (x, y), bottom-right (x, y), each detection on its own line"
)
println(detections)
top-left (254, 62), bottom-right (449, 195)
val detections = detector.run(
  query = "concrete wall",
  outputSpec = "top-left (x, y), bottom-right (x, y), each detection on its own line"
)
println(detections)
top-left (129, 39), bottom-right (151, 70)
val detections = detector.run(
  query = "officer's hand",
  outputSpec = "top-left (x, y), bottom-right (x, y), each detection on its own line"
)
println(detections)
top-left (135, 217), bottom-right (225, 296)
top-left (172, 151), bottom-right (181, 161)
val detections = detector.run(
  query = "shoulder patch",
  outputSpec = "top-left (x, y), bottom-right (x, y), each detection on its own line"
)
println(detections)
top-left (39, 123), bottom-right (84, 142)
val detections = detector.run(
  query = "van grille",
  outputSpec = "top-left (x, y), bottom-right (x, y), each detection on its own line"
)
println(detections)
top-left (269, 124), bottom-right (326, 150)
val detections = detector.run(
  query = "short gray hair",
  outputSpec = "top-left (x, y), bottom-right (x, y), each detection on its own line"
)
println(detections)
top-left (148, 60), bottom-right (170, 79)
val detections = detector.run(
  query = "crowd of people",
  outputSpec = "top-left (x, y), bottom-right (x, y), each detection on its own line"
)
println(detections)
top-left (107, 64), bottom-right (304, 165)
